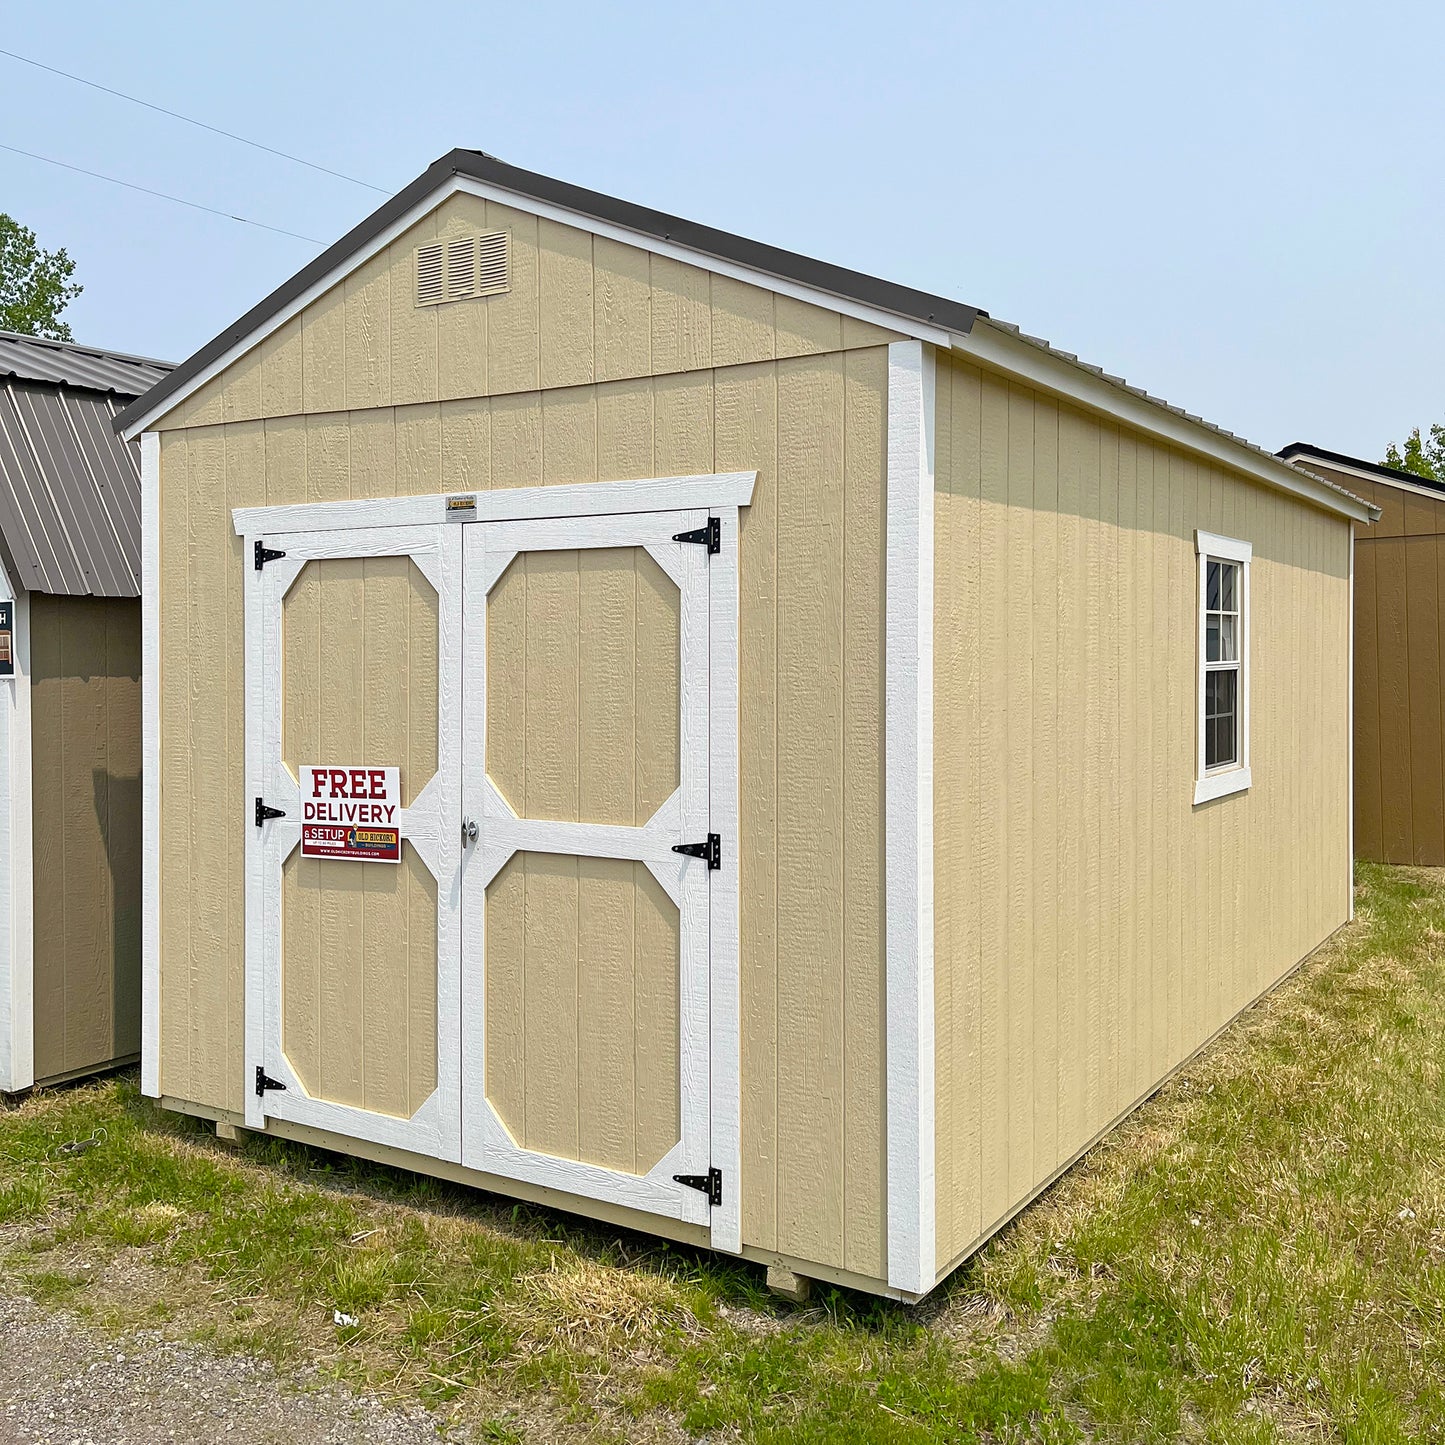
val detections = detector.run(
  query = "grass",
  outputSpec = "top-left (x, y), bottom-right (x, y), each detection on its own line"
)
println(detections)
top-left (3, 862), bottom-right (1445, 1440)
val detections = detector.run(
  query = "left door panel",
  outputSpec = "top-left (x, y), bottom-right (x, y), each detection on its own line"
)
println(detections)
top-left (242, 523), bottom-right (462, 1162)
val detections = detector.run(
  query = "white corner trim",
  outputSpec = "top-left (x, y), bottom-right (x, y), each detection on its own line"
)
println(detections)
top-left (140, 431), bottom-right (162, 1098)
top-left (231, 471), bottom-right (758, 539)
top-left (951, 322), bottom-right (1376, 525)
top-left (120, 167), bottom-right (947, 440)
top-left (1193, 529), bottom-right (1252, 809)
top-left (1347, 526), bottom-right (1356, 921)
top-left (885, 339), bottom-right (936, 1295)
top-left (0, 578), bottom-right (33, 1093)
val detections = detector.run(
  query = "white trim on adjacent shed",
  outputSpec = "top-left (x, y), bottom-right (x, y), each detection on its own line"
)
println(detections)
top-left (0, 565), bottom-right (33, 1094)
top-left (884, 339), bottom-right (936, 1297)
top-left (140, 431), bottom-right (162, 1098)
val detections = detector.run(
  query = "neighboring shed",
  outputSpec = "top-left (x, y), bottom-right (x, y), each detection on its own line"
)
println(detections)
top-left (0, 331), bottom-right (172, 1092)
top-left (119, 151), bottom-right (1374, 1300)
top-left (1280, 442), bottom-right (1442, 865)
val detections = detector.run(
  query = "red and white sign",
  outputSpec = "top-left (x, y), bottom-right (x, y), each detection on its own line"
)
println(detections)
top-left (300, 765), bottom-right (401, 863)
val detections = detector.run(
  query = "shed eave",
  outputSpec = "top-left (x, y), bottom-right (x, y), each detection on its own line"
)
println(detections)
top-left (948, 321), bottom-right (1379, 526)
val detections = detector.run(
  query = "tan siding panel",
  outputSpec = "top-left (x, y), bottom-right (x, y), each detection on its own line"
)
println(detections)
top-left (154, 347), bottom-right (891, 1283)
top-left (933, 354), bottom-right (1352, 1272)
top-left (154, 196), bottom-right (901, 433)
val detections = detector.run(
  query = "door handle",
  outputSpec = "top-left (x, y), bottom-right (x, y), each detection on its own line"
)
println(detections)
top-left (462, 816), bottom-right (478, 847)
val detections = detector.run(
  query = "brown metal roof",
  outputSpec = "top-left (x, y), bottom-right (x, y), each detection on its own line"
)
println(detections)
top-left (0, 334), bottom-right (172, 597)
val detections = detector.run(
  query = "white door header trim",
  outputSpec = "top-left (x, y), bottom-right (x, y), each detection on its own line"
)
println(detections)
top-left (232, 472), bottom-right (756, 539)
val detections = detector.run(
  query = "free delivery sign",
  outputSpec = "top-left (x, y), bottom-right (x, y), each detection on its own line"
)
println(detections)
top-left (300, 766), bottom-right (401, 863)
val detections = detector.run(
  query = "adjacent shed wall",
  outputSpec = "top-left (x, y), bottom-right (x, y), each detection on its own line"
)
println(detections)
top-left (1300, 463), bottom-right (1443, 865)
top-left (932, 353), bottom-right (1352, 1276)
top-left (152, 193), bottom-right (896, 1284)
top-left (29, 594), bottom-right (142, 1084)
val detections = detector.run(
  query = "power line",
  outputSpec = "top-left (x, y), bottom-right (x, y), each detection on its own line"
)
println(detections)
top-left (0, 142), bottom-right (326, 245)
top-left (0, 46), bottom-right (388, 195)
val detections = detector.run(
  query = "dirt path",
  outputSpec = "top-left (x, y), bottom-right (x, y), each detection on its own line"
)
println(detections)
top-left (0, 1295), bottom-right (460, 1444)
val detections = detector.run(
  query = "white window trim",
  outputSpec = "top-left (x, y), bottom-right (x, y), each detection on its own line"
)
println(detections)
top-left (1194, 529), bottom-right (1251, 806)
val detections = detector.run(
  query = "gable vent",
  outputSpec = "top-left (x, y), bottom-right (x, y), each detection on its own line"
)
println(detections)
top-left (415, 231), bottom-right (510, 307)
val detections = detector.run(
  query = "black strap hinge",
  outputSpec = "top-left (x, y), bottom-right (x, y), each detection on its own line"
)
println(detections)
top-left (672, 833), bottom-right (721, 870)
top-left (255, 1066), bottom-right (286, 1098)
top-left (255, 797), bottom-right (285, 827)
top-left (254, 540), bottom-right (287, 571)
top-left (672, 517), bottom-right (720, 554)
top-left (673, 1167), bottom-right (722, 1206)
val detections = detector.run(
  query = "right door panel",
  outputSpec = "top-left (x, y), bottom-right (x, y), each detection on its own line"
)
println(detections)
top-left (460, 510), bottom-right (714, 1228)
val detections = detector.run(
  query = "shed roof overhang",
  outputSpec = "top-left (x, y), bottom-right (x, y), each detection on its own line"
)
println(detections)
top-left (117, 149), bottom-right (1376, 526)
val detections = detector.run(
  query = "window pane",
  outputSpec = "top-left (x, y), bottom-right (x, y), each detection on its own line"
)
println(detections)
top-left (1207, 559), bottom-right (1222, 611)
top-left (1220, 561), bottom-right (1237, 611)
top-left (1205, 668), bottom-right (1238, 769)
top-left (1206, 615), bottom-right (1221, 662)
top-left (1219, 613), bottom-right (1237, 662)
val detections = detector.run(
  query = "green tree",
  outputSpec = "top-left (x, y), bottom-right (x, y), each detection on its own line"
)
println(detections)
top-left (0, 214), bottom-right (82, 340)
top-left (1384, 424), bottom-right (1445, 482)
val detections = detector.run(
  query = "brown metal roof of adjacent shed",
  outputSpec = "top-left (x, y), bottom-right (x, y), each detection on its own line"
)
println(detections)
top-left (0, 332), bottom-right (172, 597)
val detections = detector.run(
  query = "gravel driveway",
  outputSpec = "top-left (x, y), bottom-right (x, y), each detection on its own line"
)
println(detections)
top-left (0, 1296), bottom-right (461, 1444)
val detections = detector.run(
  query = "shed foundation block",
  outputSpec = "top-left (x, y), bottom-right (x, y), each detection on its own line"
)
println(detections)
top-left (765, 1264), bottom-right (812, 1304)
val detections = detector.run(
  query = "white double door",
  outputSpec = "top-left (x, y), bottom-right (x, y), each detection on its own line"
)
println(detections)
top-left (245, 505), bottom-right (726, 1233)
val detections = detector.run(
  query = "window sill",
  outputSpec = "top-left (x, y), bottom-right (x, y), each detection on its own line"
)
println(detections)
top-left (1194, 766), bottom-right (1251, 805)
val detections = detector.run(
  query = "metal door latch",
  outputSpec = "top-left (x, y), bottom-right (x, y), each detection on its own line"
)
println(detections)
top-left (462, 816), bottom-right (478, 846)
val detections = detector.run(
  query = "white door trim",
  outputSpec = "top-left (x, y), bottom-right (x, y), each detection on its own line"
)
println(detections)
top-left (241, 522), bottom-right (464, 1161)
top-left (885, 339), bottom-right (936, 1295)
top-left (459, 507), bottom-right (718, 1230)
top-left (232, 472), bottom-right (756, 539)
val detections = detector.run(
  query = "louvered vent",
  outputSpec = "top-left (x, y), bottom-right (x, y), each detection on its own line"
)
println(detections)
top-left (415, 231), bottom-right (510, 307)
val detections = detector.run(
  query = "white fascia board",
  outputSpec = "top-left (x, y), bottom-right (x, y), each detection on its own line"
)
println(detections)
top-left (884, 339), bottom-right (936, 1295)
top-left (950, 322), bottom-right (1378, 525)
top-left (140, 432), bottom-right (161, 1097)
top-left (232, 471), bottom-right (757, 538)
top-left (122, 178), bottom-right (947, 441)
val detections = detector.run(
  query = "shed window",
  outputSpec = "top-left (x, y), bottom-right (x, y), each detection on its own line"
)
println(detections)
top-left (1195, 531), bottom-right (1251, 804)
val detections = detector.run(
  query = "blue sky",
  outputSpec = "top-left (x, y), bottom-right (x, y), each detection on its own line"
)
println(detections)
top-left (2, 2), bottom-right (1440, 460)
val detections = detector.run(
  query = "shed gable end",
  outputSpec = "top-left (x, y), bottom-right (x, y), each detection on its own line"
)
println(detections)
top-left (154, 193), bottom-right (897, 432)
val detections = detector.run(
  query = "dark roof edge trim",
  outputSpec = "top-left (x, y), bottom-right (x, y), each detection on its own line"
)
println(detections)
top-left (117, 149), bottom-right (986, 436)
top-left (1277, 441), bottom-right (1445, 494)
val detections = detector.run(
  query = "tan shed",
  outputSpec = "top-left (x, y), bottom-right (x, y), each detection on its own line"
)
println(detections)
top-left (118, 152), bottom-right (1374, 1299)
top-left (0, 332), bottom-right (172, 1092)
top-left (1280, 443), bottom-right (1438, 866)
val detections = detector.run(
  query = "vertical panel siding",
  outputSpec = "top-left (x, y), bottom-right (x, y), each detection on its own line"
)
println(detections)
top-left (1301, 465), bottom-right (1445, 866)
top-left (159, 194), bottom-right (901, 434)
top-left (29, 596), bottom-right (142, 1083)
top-left (934, 355), bottom-right (1353, 1275)
top-left (156, 321), bottom-right (892, 1280)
